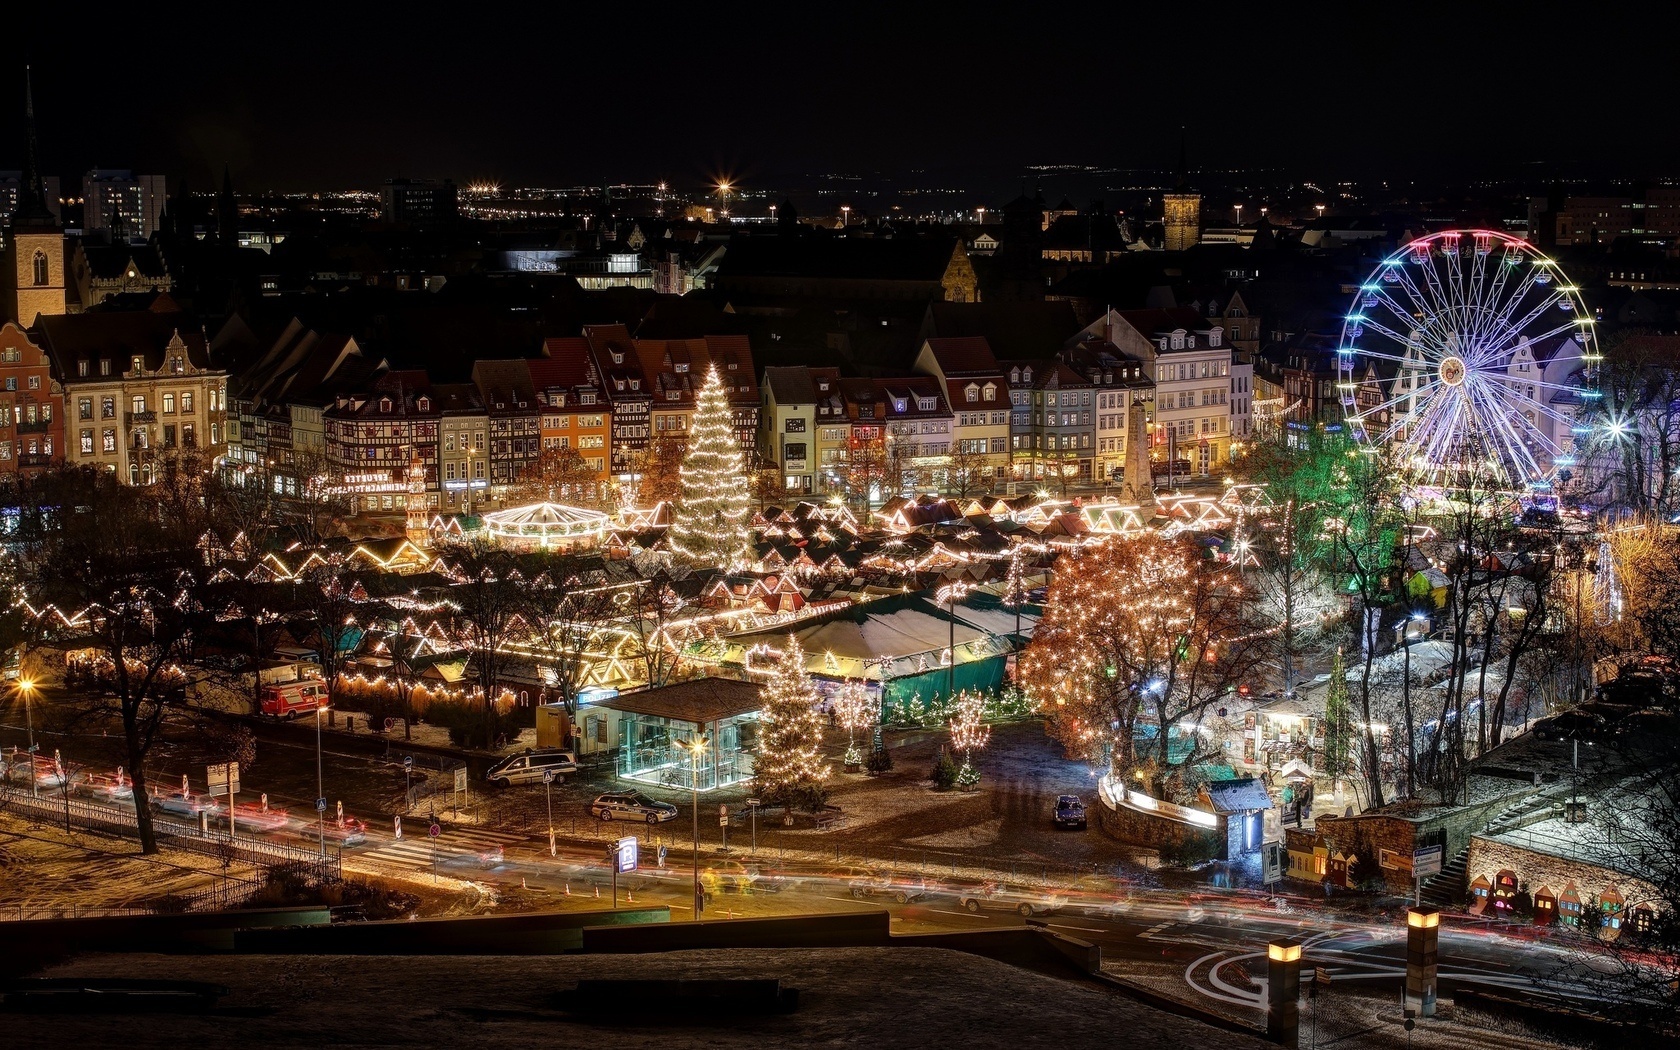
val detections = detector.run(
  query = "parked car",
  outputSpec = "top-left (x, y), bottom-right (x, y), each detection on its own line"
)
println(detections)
top-left (292, 816), bottom-right (368, 848)
top-left (232, 803), bottom-right (290, 832)
top-left (152, 793), bottom-right (225, 819)
top-left (849, 870), bottom-right (938, 904)
top-left (3, 755), bottom-right (69, 791)
top-left (1054, 795), bottom-right (1088, 830)
top-left (78, 773), bottom-right (134, 804)
top-left (955, 881), bottom-right (1068, 917)
top-left (486, 749), bottom-right (578, 787)
top-left (709, 860), bottom-right (783, 895)
top-left (590, 791), bottom-right (679, 823)
top-left (1532, 710), bottom-right (1607, 741)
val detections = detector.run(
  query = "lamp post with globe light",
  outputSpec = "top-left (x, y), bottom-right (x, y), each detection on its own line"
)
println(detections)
top-left (680, 734), bottom-right (710, 919)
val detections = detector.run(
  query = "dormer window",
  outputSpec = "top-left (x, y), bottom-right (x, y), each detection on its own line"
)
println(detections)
top-left (611, 352), bottom-right (624, 364)
top-left (1022, 367), bottom-right (1032, 383)
top-left (674, 362), bottom-right (689, 373)
top-left (894, 398), bottom-right (907, 412)
top-left (171, 356), bottom-right (184, 374)
top-left (1208, 328), bottom-right (1223, 347)
top-left (965, 383), bottom-right (979, 403)
top-left (417, 397), bottom-right (430, 412)
top-left (982, 382), bottom-right (996, 401)
top-left (728, 361), bottom-right (738, 370)
top-left (131, 355), bottom-right (145, 374)
top-left (1158, 338), bottom-right (1169, 352)
top-left (379, 398), bottom-right (393, 412)
top-left (667, 391), bottom-right (681, 401)
top-left (580, 391), bottom-right (595, 405)
top-left (78, 360), bottom-right (89, 377)
top-left (1170, 332), bottom-right (1186, 350)
top-left (630, 380), bottom-right (640, 390)
top-left (1010, 368), bottom-right (1020, 384)
top-left (615, 379), bottom-right (625, 391)
top-left (917, 396), bottom-right (936, 411)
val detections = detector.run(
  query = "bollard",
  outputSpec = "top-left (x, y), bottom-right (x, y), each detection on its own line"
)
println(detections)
top-left (564, 883), bottom-right (570, 896)
top-left (1267, 938), bottom-right (1302, 1048)
top-left (1405, 907), bottom-right (1440, 1017)
top-left (594, 885), bottom-right (600, 898)
top-left (627, 888), bottom-right (633, 902)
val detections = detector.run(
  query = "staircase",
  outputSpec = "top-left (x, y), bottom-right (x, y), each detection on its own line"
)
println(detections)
top-left (1418, 794), bottom-right (1546, 909)
top-left (1419, 847), bottom-right (1468, 908)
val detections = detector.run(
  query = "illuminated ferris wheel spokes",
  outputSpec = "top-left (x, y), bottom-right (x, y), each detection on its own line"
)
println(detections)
top-left (1337, 230), bottom-right (1599, 491)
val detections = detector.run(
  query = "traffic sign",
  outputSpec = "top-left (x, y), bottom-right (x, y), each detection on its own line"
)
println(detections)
top-left (404, 755), bottom-right (413, 770)
top-left (454, 766), bottom-right (468, 793)
top-left (719, 804), bottom-right (729, 827)
top-left (429, 823), bottom-right (441, 838)
top-left (207, 761), bottom-right (240, 795)
top-left (1412, 845), bottom-right (1444, 878)
top-left (746, 798), bottom-right (760, 807)
top-left (543, 769), bottom-right (555, 785)
top-left (614, 836), bottom-right (638, 874)
top-left (316, 797), bottom-right (328, 812)
top-left (1262, 840), bottom-right (1285, 885)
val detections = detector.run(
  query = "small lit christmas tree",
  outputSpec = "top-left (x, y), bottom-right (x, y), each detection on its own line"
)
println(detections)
top-left (668, 365), bottom-right (752, 567)
top-left (754, 634), bottom-right (832, 811)
top-left (834, 678), bottom-right (875, 768)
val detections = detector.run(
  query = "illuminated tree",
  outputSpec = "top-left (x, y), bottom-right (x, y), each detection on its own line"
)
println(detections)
top-left (1020, 532), bottom-right (1260, 797)
top-left (753, 634), bottom-right (831, 811)
top-left (948, 688), bottom-right (991, 788)
top-left (833, 678), bottom-right (875, 767)
top-left (668, 365), bottom-right (752, 567)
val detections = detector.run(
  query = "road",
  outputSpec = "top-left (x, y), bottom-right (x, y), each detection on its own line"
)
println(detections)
top-left (0, 716), bottom-right (1632, 1018)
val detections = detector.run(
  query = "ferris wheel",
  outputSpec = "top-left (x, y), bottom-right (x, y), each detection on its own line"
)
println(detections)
top-left (1337, 230), bottom-right (1600, 492)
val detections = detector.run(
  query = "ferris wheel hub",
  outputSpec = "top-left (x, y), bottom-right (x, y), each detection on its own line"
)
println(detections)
top-left (1437, 356), bottom-right (1467, 388)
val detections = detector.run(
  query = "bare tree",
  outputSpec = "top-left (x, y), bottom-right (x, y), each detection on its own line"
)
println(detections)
top-left (508, 445), bottom-right (607, 508)
top-left (946, 442), bottom-right (989, 501)
top-left (442, 540), bottom-right (522, 745)
top-left (24, 467), bottom-right (214, 854)
top-left (524, 553), bottom-right (625, 712)
top-left (625, 567), bottom-right (688, 689)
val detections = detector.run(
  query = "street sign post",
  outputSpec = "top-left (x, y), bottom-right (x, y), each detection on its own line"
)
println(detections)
top-left (1412, 845), bottom-right (1443, 905)
top-left (207, 762), bottom-right (240, 836)
top-left (316, 797), bottom-right (328, 813)
top-left (612, 836), bottom-right (638, 907)
top-left (543, 768), bottom-right (556, 856)
top-left (453, 765), bottom-right (468, 815)
top-left (718, 804), bottom-right (729, 853)
top-left (404, 754), bottom-right (413, 798)
top-left (1262, 840), bottom-right (1285, 886)
top-left (746, 798), bottom-right (759, 854)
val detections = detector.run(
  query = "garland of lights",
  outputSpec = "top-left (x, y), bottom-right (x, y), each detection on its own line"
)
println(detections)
top-left (667, 365), bottom-right (753, 568)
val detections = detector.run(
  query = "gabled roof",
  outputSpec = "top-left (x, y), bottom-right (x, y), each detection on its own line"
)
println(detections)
top-left (472, 358), bottom-right (539, 415)
top-left (921, 336), bottom-right (1001, 376)
top-left (35, 303), bottom-right (217, 380)
top-left (763, 365), bottom-right (817, 406)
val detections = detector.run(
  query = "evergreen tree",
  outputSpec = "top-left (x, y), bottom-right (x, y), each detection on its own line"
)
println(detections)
top-left (1322, 645), bottom-right (1353, 779)
top-left (668, 365), bottom-right (752, 567)
top-left (754, 634), bottom-right (832, 810)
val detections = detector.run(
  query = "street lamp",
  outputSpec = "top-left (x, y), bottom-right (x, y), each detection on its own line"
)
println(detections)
top-left (17, 678), bottom-right (37, 797)
top-left (841, 205), bottom-right (851, 228)
top-left (315, 695), bottom-right (327, 857)
top-left (936, 582), bottom-right (971, 700)
top-left (680, 733), bottom-right (710, 920)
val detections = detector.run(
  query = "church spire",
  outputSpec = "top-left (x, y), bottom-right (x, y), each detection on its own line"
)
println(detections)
top-left (1175, 125), bottom-right (1188, 192)
top-left (14, 65), bottom-right (58, 230)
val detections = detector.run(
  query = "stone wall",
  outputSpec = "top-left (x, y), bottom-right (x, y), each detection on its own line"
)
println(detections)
top-left (1314, 791), bottom-right (1519, 893)
top-left (1098, 798), bottom-right (1222, 864)
top-left (1465, 831), bottom-right (1660, 916)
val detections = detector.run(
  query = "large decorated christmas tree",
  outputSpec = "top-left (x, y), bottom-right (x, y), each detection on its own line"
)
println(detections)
top-left (667, 364), bottom-right (752, 567)
top-left (754, 634), bottom-right (832, 811)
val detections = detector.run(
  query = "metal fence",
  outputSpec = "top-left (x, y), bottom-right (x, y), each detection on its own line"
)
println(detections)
top-left (0, 785), bottom-right (341, 884)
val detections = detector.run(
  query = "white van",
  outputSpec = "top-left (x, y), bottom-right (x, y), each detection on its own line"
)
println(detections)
top-left (486, 749), bottom-right (578, 787)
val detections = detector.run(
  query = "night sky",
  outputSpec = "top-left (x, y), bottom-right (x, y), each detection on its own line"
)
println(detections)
top-left (3, 4), bottom-right (1674, 194)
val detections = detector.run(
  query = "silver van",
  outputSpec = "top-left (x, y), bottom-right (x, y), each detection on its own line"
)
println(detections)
top-left (486, 749), bottom-right (578, 787)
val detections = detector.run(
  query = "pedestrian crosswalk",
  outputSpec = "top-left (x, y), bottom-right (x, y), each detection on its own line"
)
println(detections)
top-left (356, 827), bottom-right (527, 872)
top-left (1138, 921), bottom-right (1176, 940)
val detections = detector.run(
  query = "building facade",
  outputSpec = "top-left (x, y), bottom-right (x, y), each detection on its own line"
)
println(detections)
top-left (0, 321), bottom-right (63, 477)
top-left (915, 337), bottom-right (1010, 480)
top-left (81, 170), bottom-right (167, 240)
top-left (322, 371), bottom-right (440, 512)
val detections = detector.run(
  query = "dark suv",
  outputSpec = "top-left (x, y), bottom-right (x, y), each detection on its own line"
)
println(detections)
top-left (1054, 795), bottom-right (1088, 830)
top-left (1532, 710), bottom-right (1606, 741)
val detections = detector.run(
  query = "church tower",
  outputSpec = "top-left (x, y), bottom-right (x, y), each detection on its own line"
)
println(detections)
top-left (6, 67), bottom-right (66, 327)
top-left (1161, 127), bottom-right (1202, 253)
